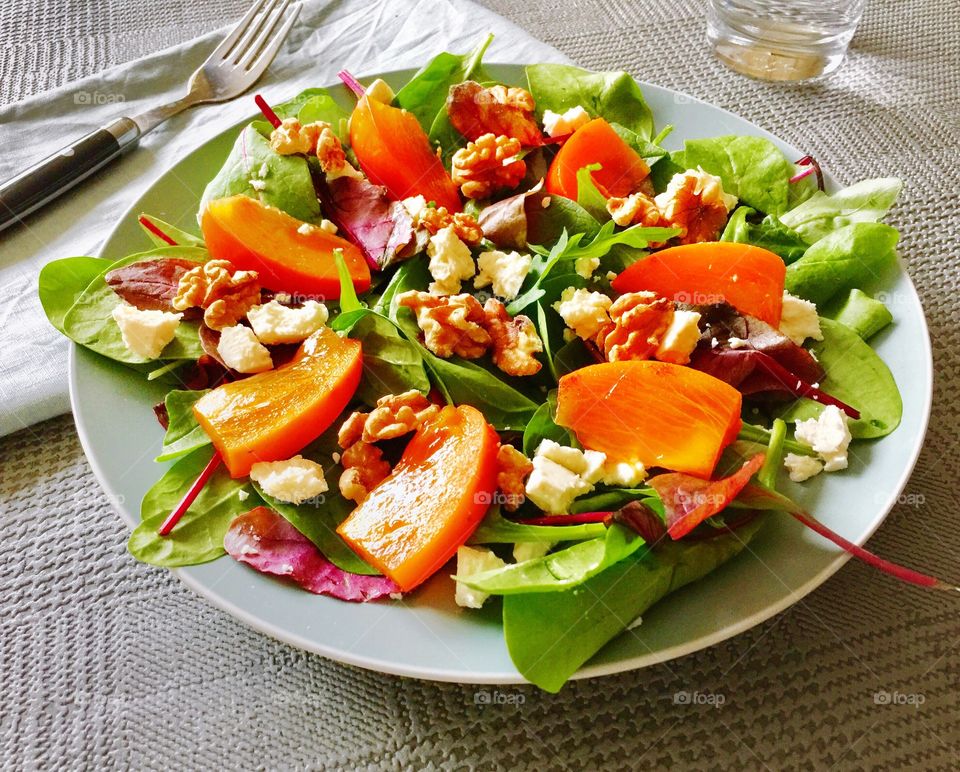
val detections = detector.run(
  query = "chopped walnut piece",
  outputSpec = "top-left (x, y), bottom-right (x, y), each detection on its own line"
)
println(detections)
top-left (446, 81), bottom-right (542, 146)
top-left (483, 298), bottom-right (543, 376)
top-left (416, 206), bottom-right (484, 246)
top-left (172, 259), bottom-right (261, 330)
top-left (451, 134), bottom-right (526, 199)
top-left (337, 411), bottom-right (368, 449)
top-left (269, 117), bottom-right (325, 155)
top-left (315, 124), bottom-right (349, 175)
top-left (338, 441), bottom-right (392, 505)
top-left (496, 444), bottom-right (533, 512)
top-left (397, 291), bottom-right (492, 359)
top-left (362, 391), bottom-right (440, 443)
top-left (654, 167), bottom-right (738, 244)
top-left (595, 292), bottom-right (674, 362)
top-left (606, 192), bottom-right (668, 229)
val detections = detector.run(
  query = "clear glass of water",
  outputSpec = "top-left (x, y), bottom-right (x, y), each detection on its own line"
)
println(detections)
top-left (707, 0), bottom-right (866, 81)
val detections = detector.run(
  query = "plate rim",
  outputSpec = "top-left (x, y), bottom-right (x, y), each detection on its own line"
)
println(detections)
top-left (68, 64), bottom-right (934, 685)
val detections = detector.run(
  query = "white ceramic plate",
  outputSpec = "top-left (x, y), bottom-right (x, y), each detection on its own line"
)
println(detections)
top-left (70, 64), bottom-right (932, 684)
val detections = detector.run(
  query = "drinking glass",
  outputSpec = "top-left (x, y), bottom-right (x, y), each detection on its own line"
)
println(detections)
top-left (707, 0), bottom-right (866, 81)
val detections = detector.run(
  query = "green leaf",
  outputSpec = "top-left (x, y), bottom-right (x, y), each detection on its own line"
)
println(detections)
top-left (826, 288), bottom-right (893, 341)
top-left (60, 247), bottom-right (207, 364)
top-left (610, 122), bottom-right (669, 164)
top-left (138, 214), bottom-right (205, 249)
top-left (199, 123), bottom-right (321, 224)
top-left (780, 178), bottom-right (903, 245)
top-left (683, 135), bottom-right (794, 215)
top-left (522, 392), bottom-right (573, 456)
top-left (503, 516), bottom-right (766, 692)
top-left (334, 248), bottom-right (363, 313)
top-left (570, 490), bottom-right (659, 514)
top-left (351, 313), bottom-right (431, 405)
top-left (458, 525), bottom-right (645, 595)
top-left (38, 256), bottom-right (111, 335)
top-left (720, 206), bottom-right (808, 263)
top-left (784, 222), bottom-right (900, 306)
top-left (296, 91), bottom-right (350, 141)
top-left (526, 63), bottom-right (655, 139)
top-left (526, 195), bottom-right (601, 247)
top-left (129, 447), bottom-right (259, 567)
top-left (469, 508), bottom-right (606, 545)
top-left (272, 87), bottom-right (340, 119)
top-left (156, 390), bottom-right (211, 462)
top-left (575, 163), bottom-right (611, 221)
top-left (776, 317), bottom-right (902, 438)
top-left (396, 34), bottom-right (493, 130)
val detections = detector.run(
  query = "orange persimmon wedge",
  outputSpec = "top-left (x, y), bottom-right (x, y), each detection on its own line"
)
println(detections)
top-left (350, 94), bottom-right (462, 212)
top-left (545, 117), bottom-right (650, 200)
top-left (337, 405), bottom-right (499, 592)
top-left (611, 241), bottom-right (786, 326)
top-left (201, 195), bottom-right (370, 298)
top-left (556, 361), bottom-right (742, 479)
top-left (193, 327), bottom-right (363, 478)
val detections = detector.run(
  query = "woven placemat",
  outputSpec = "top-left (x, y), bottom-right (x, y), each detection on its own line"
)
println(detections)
top-left (2, 0), bottom-right (959, 767)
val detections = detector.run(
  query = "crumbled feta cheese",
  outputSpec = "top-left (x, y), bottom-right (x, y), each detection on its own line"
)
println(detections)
top-left (111, 302), bottom-right (182, 360)
top-left (427, 225), bottom-right (475, 295)
top-left (296, 223), bottom-right (316, 236)
top-left (794, 405), bottom-right (852, 472)
top-left (258, 162), bottom-right (269, 179)
top-left (249, 178), bottom-right (267, 191)
top-left (216, 325), bottom-right (273, 373)
top-left (542, 105), bottom-right (591, 138)
top-left (402, 195), bottom-right (427, 218)
top-left (655, 310), bottom-right (702, 364)
top-left (247, 299), bottom-right (329, 344)
top-left (475, 249), bottom-right (532, 300)
top-left (779, 291), bottom-right (823, 346)
top-left (238, 489), bottom-right (250, 502)
top-left (727, 336), bottom-right (750, 349)
top-left (574, 256), bottom-right (600, 279)
top-left (365, 78), bottom-right (395, 104)
top-left (454, 546), bottom-right (506, 608)
top-left (325, 162), bottom-right (364, 182)
top-left (320, 219), bottom-right (338, 234)
top-left (581, 450), bottom-right (608, 485)
top-left (525, 440), bottom-right (606, 514)
top-left (783, 453), bottom-right (824, 482)
top-left (249, 455), bottom-right (329, 505)
top-left (601, 459), bottom-right (648, 488)
top-left (655, 166), bottom-right (738, 214)
top-left (553, 287), bottom-right (613, 341)
top-left (512, 541), bottom-right (552, 563)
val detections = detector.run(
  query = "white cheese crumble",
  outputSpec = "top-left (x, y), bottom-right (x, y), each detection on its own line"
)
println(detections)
top-left (320, 219), bottom-right (338, 234)
top-left (216, 325), bottom-right (273, 374)
top-left (783, 453), bottom-right (824, 482)
top-left (325, 163), bottom-right (364, 183)
top-left (365, 78), bottom-right (395, 104)
top-left (553, 287), bottom-right (612, 341)
top-left (111, 302), bottom-right (182, 360)
top-left (454, 546), bottom-right (506, 608)
top-left (655, 310), bottom-right (702, 365)
top-left (427, 225), bottom-right (475, 295)
top-left (601, 459), bottom-right (648, 488)
top-left (402, 195), bottom-right (427, 219)
top-left (512, 541), bottom-right (552, 564)
top-left (574, 256), bottom-right (600, 279)
top-left (794, 405), bottom-right (853, 472)
top-left (779, 291), bottom-right (823, 346)
top-left (247, 299), bottom-right (329, 344)
top-left (542, 105), bottom-right (591, 138)
top-left (475, 249), bottom-right (532, 300)
top-left (249, 178), bottom-right (267, 191)
top-left (250, 455), bottom-right (329, 505)
top-left (238, 489), bottom-right (250, 502)
top-left (727, 336), bottom-right (750, 349)
top-left (525, 440), bottom-right (599, 514)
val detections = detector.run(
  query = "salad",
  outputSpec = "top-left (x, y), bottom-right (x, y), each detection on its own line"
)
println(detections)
top-left (39, 35), bottom-right (947, 692)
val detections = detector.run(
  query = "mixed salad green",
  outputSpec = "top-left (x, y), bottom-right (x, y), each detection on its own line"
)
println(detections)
top-left (40, 36), bottom-right (938, 692)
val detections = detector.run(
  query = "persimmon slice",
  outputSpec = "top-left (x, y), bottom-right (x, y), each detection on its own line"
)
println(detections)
top-left (337, 405), bottom-right (499, 591)
top-left (556, 361), bottom-right (742, 479)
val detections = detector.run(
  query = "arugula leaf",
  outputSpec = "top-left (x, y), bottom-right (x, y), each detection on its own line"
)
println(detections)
top-left (611, 122), bottom-right (669, 164)
top-left (784, 222), bottom-right (899, 306)
top-left (199, 123), bottom-right (321, 224)
top-left (780, 178), bottom-right (903, 245)
top-left (60, 247), bottom-right (207, 364)
top-left (333, 248), bottom-right (363, 313)
top-left (138, 214), bottom-right (205, 249)
top-left (826, 288), bottom-right (893, 341)
top-left (156, 390), bottom-right (211, 462)
top-left (720, 206), bottom-right (809, 263)
top-left (575, 163), bottom-right (611, 221)
top-left (457, 525), bottom-right (645, 595)
top-left (503, 516), bottom-right (766, 692)
top-left (775, 317), bottom-right (902, 439)
top-left (469, 508), bottom-right (606, 544)
top-left (129, 447), bottom-right (260, 567)
top-left (683, 135), bottom-right (794, 215)
top-left (38, 256), bottom-right (111, 335)
top-left (526, 63), bottom-right (655, 139)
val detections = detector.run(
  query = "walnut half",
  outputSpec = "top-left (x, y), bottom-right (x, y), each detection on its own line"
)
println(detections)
top-left (172, 259), bottom-right (261, 330)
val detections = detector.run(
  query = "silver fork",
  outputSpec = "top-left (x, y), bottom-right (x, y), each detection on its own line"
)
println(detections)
top-left (0, 0), bottom-right (301, 233)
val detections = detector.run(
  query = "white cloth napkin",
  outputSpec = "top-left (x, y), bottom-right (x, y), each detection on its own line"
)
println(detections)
top-left (0, 0), bottom-right (568, 437)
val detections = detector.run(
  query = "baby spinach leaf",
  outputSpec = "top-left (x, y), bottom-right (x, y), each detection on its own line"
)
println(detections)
top-left (129, 447), bottom-right (260, 567)
top-left (38, 256), bottom-right (112, 335)
top-left (526, 195), bottom-right (601, 247)
top-left (61, 247), bottom-right (206, 364)
top-left (297, 91), bottom-right (350, 141)
top-left (469, 508), bottom-right (607, 544)
top-left (570, 490), bottom-right (659, 514)
top-left (199, 122), bottom-right (321, 224)
top-left (457, 525), bottom-right (645, 595)
top-left (396, 33), bottom-right (492, 130)
top-left (776, 318), bottom-right (902, 438)
top-left (351, 313), bottom-right (431, 405)
top-left (503, 516), bottom-right (766, 692)
top-left (526, 63), bottom-right (655, 140)
top-left (683, 135), bottom-right (794, 215)
top-left (156, 390), bottom-right (211, 462)
top-left (784, 222), bottom-right (899, 306)
top-left (648, 149), bottom-right (686, 193)
top-left (553, 338), bottom-right (596, 378)
top-left (827, 288), bottom-right (893, 341)
top-left (780, 177), bottom-right (903, 245)
top-left (272, 87), bottom-right (338, 119)
top-left (138, 214), bottom-right (205, 249)
top-left (720, 206), bottom-right (808, 263)
top-left (522, 392), bottom-right (573, 456)
top-left (610, 122), bottom-right (668, 164)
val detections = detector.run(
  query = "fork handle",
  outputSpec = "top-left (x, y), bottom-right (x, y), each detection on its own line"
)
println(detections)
top-left (0, 117), bottom-right (141, 233)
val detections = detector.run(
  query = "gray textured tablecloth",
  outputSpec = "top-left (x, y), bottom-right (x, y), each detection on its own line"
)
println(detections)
top-left (2, 0), bottom-right (959, 768)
